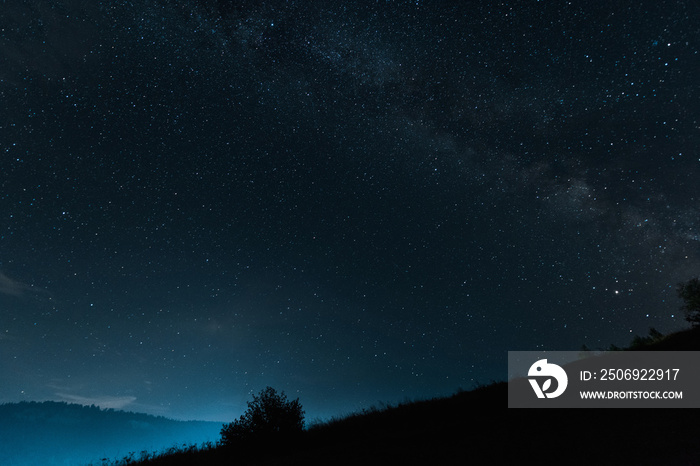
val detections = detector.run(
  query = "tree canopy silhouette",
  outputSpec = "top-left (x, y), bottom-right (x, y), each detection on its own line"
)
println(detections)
top-left (677, 277), bottom-right (700, 327)
top-left (220, 386), bottom-right (304, 446)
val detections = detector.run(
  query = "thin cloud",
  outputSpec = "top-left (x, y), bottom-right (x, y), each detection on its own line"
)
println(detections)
top-left (0, 271), bottom-right (53, 300)
top-left (0, 272), bottom-right (34, 297)
top-left (56, 393), bottom-right (137, 410)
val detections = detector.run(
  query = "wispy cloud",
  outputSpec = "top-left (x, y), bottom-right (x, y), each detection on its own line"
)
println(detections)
top-left (55, 393), bottom-right (137, 410)
top-left (0, 272), bottom-right (34, 297)
top-left (0, 271), bottom-right (52, 301)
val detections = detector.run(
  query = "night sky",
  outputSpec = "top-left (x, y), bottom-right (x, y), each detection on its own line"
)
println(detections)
top-left (1, 0), bottom-right (698, 422)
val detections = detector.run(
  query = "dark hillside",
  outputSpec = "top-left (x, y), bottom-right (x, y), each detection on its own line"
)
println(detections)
top-left (120, 328), bottom-right (700, 466)
top-left (120, 378), bottom-right (700, 465)
top-left (113, 384), bottom-right (509, 465)
top-left (629, 326), bottom-right (700, 351)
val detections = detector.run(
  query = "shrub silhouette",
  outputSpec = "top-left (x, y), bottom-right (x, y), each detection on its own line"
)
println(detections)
top-left (629, 327), bottom-right (664, 349)
top-left (220, 386), bottom-right (304, 446)
top-left (677, 277), bottom-right (700, 326)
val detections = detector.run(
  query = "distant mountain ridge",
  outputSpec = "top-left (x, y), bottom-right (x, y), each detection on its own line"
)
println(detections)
top-left (0, 401), bottom-right (222, 466)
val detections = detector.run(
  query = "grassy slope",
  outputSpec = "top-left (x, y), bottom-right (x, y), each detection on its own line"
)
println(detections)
top-left (122, 327), bottom-right (700, 466)
top-left (629, 326), bottom-right (700, 351)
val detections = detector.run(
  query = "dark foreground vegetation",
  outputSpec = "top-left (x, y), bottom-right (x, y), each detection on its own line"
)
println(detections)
top-left (106, 383), bottom-right (501, 466)
top-left (105, 326), bottom-right (700, 466)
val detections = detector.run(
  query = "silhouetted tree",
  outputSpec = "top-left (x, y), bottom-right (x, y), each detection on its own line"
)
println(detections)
top-left (648, 327), bottom-right (663, 340)
top-left (629, 327), bottom-right (664, 349)
top-left (677, 278), bottom-right (700, 327)
top-left (220, 387), bottom-right (304, 446)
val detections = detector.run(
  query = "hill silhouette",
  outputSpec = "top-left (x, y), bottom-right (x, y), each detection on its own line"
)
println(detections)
top-left (626, 326), bottom-right (700, 351)
top-left (0, 401), bottom-right (221, 466)
top-left (111, 327), bottom-right (700, 466)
